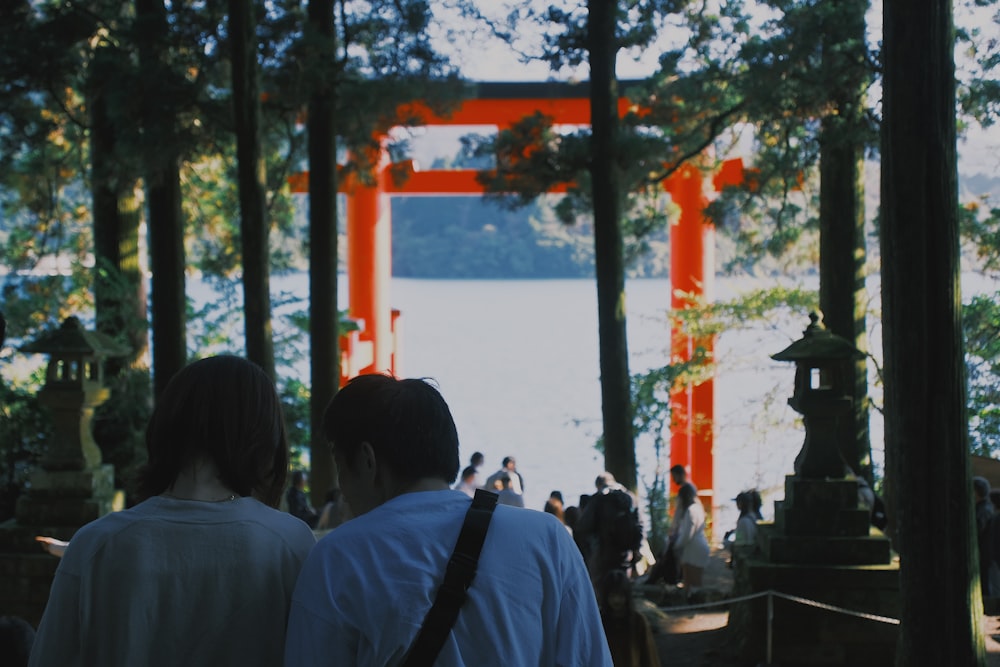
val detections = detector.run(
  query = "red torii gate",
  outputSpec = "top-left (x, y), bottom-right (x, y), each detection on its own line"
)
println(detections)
top-left (289, 81), bottom-right (742, 510)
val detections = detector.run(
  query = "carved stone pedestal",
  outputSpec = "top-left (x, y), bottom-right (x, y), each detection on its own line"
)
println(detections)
top-left (730, 476), bottom-right (900, 666)
top-left (0, 468), bottom-right (122, 627)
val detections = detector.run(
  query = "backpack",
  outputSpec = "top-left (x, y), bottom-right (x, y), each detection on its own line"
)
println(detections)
top-left (603, 489), bottom-right (644, 554)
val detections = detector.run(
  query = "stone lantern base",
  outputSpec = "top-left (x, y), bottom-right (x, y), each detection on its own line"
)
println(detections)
top-left (14, 463), bottom-right (118, 526)
top-left (729, 475), bottom-right (901, 666)
top-left (0, 462), bottom-right (121, 627)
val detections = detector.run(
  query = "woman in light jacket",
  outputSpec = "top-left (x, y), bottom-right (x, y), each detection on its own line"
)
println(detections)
top-left (673, 483), bottom-right (710, 588)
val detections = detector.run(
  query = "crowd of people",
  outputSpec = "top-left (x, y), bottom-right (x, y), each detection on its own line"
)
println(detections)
top-left (9, 354), bottom-right (768, 666)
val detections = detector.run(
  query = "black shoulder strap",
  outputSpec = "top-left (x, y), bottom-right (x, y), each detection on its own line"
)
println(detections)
top-left (400, 488), bottom-right (499, 667)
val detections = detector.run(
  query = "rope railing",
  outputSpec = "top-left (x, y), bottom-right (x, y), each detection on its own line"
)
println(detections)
top-left (652, 589), bottom-right (899, 665)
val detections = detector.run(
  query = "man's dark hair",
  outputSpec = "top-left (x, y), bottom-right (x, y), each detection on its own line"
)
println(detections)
top-left (136, 355), bottom-right (289, 506)
top-left (669, 464), bottom-right (686, 477)
top-left (324, 374), bottom-right (460, 484)
top-left (502, 456), bottom-right (514, 467)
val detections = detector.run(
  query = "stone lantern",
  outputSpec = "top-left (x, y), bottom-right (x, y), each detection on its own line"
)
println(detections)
top-left (727, 312), bottom-right (899, 665)
top-left (771, 312), bottom-right (865, 479)
top-left (15, 316), bottom-right (129, 526)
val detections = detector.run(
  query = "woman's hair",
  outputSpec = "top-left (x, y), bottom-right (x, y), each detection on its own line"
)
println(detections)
top-left (135, 355), bottom-right (289, 507)
top-left (544, 497), bottom-right (565, 523)
top-left (324, 374), bottom-right (460, 485)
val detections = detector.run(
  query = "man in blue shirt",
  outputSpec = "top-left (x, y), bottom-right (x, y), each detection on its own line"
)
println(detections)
top-left (285, 374), bottom-right (611, 666)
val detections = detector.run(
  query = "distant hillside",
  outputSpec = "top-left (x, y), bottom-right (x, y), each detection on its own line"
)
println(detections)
top-left (961, 172), bottom-right (1000, 204)
top-left (390, 195), bottom-right (679, 279)
top-left (367, 169), bottom-right (1000, 281)
top-left (391, 196), bottom-right (595, 279)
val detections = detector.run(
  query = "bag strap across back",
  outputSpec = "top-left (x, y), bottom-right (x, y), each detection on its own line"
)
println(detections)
top-left (400, 488), bottom-right (499, 667)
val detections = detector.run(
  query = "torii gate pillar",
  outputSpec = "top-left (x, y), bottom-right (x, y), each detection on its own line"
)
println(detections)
top-left (343, 147), bottom-right (397, 379)
top-left (665, 158), bottom-right (744, 514)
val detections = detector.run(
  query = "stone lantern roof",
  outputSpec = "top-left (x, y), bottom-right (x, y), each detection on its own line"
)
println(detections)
top-left (771, 312), bottom-right (864, 363)
top-left (20, 316), bottom-right (130, 358)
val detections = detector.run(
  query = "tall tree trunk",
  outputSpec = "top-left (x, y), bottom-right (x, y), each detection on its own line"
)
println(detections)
top-left (818, 0), bottom-right (872, 482)
top-left (588, 0), bottom-right (636, 491)
top-left (90, 43), bottom-right (150, 487)
top-left (882, 0), bottom-right (984, 663)
top-left (137, 0), bottom-right (186, 398)
top-left (229, 0), bottom-right (275, 380)
top-left (91, 46), bottom-right (148, 369)
top-left (307, 0), bottom-right (339, 508)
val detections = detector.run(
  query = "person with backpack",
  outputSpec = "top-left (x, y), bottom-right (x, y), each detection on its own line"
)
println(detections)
top-left (574, 472), bottom-right (644, 588)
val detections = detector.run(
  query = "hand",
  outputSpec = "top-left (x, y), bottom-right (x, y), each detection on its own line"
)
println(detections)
top-left (35, 536), bottom-right (69, 558)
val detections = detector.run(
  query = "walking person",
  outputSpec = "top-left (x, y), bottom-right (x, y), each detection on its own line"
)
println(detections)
top-left (673, 483), bottom-right (710, 592)
top-left (485, 456), bottom-right (524, 496)
top-left (28, 356), bottom-right (316, 667)
top-left (284, 374), bottom-right (611, 665)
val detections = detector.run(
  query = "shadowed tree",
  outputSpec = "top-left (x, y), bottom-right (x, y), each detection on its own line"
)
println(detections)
top-left (229, 0), bottom-right (276, 380)
top-left (89, 44), bottom-right (147, 368)
top-left (137, 0), bottom-right (186, 398)
top-left (304, 0), bottom-right (340, 509)
top-left (816, 0), bottom-right (874, 483)
top-left (588, 0), bottom-right (636, 490)
top-left (268, 0), bottom-right (464, 505)
top-left (881, 0), bottom-right (985, 662)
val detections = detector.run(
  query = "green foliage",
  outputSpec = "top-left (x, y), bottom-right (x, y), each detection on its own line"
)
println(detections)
top-left (0, 149), bottom-right (94, 341)
top-left (956, 0), bottom-right (1000, 128)
top-left (959, 195), bottom-right (1000, 454)
top-left (631, 357), bottom-right (702, 550)
top-left (671, 285), bottom-right (820, 336)
top-left (965, 293), bottom-right (1000, 456)
top-left (0, 371), bottom-right (51, 520)
top-left (961, 199), bottom-right (1000, 275)
top-left (93, 368), bottom-right (152, 498)
top-left (281, 377), bottom-right (312, 469)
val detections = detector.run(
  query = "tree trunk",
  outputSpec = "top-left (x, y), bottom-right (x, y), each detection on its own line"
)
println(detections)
top-left (819, 131), bottom-right (869, 475)
top-left (90, 44), bottom-right (150, 487)
top-left (882, 0), bottom-right (984, 663)
top-left (307, 0), bottom-right (339, 508)
top-left (90, 46), bottom-right (148, 370)
top-left (137, 0), bottom-right (186, 398)
top-left (229, 0), bottom-right (275, 380)
top-left (818, 0), bottom-right (872, 484)
top-left (588, 0), bottom-right (636, 491)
